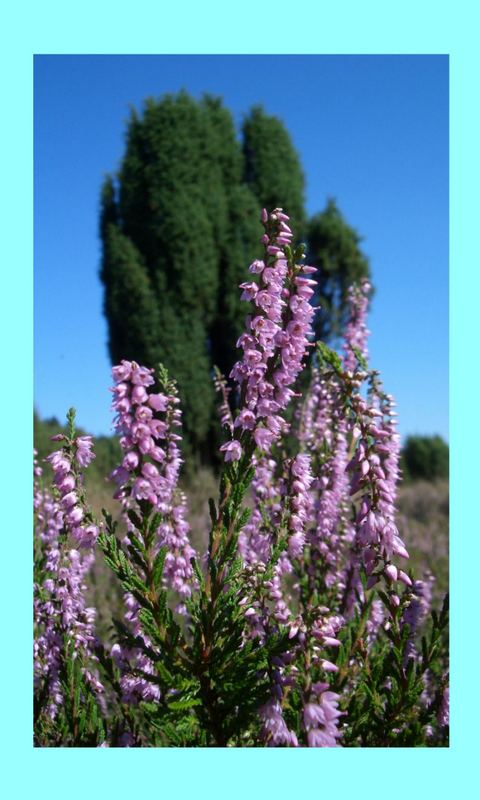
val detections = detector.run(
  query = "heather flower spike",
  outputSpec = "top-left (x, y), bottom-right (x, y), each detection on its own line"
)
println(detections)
top-left (224, 207), bottom-right (316, 461)
top-left (34, 411), bottom-right (104, 733)
top-left (110, 360), bottom-right (196, 601)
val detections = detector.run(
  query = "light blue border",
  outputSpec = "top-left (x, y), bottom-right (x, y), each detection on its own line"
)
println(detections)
top-left (2, 1), bottom-right (475, 797)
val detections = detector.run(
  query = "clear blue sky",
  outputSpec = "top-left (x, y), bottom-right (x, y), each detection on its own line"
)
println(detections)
top-left (34, 54), bottom-right (448, 442)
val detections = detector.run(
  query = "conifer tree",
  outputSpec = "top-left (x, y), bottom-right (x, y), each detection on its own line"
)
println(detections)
top-left (99, 92), bottom-right (260, 459)
top-left (242, 105), bottom-right (306, 239)
top-left (307, 198), bottom-right (371, 342)
top-left (100, 94), bottom-right (215, 456)
top-left (202, 96), bottom-right (261, 377)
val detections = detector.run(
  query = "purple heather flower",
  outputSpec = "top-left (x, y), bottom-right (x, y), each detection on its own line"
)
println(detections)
top-left (343, 279), bottom-right (371, 373)
top-left (46, 434), bottom-right (99, 549)
top-left (346, 385), bottom-right (409, 609)
top-left (385, 564), bottom-right (398, 582)
top-left (109, 360), bottom-right (198, 703)
top-left (304, 687), bottom-right (343, 748)
top-left (253, 426), bottom-right (275, 451)
top-left (148, 393), bottom-right (169, 412)
top-left (259, 698), bottom-right (298, 747)
top-left (34, 456), bottom-right (103, 717)
top-left (75, 435), bottom-right (96, 468)
top-left (220, 208), bottom-right (316, 462)
top-left (401, 576), bottom-right (435, 664)
top-left (437, 685), bottom-right (449, 727)
top-left (220, 440), bottom-right (242, 462)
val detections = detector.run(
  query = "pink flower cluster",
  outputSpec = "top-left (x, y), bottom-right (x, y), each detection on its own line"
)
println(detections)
top-left (109, 360), bottom-right (197, 704)
top-left (311, 611), bottom-right (343, 659)
top-left (437, 685), bottom-right (449, 727)
top-left (111, 361), bottom-right (170, 501)
top-left (110, 360), bottom-right (195, 601)
top-left (303, 683), bottom-right (343, 747)
top-left (349, 390), bottom-right (410, 587)
top-left (259, 696), bottom-right (298, 747)
top-left (343, 279), bottom-right (371, 373)
top-left (298, 365), bottom-right (333, 448)
top-left (239, 454), bottom-right (278, 567)
top-left (34, 456), bottom-right (103, 717)
top-left (221, 207), bottom-right (316, 461)
top-left (46, 435), bottom-right (98, 548)
top-left (285, 453), bottom-right (314, 560)
top-left (240, 454), bottom-right (313, 634)
top-left (309, 414), bottom-right (351, 591)
top-left (402, 575), bottom-right (434, 663)
top-left (111, 594), bottom-right (162, 705)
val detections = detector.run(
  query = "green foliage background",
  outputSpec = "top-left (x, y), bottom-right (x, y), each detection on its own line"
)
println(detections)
top-left (401, 435), bottom-right (449, 482)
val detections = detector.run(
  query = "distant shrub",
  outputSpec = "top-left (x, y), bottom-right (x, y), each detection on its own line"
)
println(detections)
top-left (401, 435), bottom-right (449, 482)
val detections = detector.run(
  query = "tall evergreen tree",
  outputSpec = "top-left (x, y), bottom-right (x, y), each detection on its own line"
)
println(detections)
top-left (202, 96), bottom-right (261, 378)
top-left (242, 105), bottom-right (306, 239)
top-left (117, 93), bottom-right (220, 322)
top-left (99, 92), bottom-right (260, 460)
top-left (307, 198), bottom-right (371, 343)
top-left (100, 222), bottom-right (161, 368)
top-left (100, 93), bottom-right (217, 457)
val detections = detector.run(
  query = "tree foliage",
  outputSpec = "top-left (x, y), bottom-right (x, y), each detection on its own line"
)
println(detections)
top-left (242, 105), bottom-right (306, 239)
top-left (401, 435), bottom-right (449, 482)
top-left (307, 198), bottom-right (371, 342)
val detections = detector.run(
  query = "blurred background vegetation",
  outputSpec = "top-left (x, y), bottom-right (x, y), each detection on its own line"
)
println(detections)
top-left (400, 434), bottom-right (449, 483)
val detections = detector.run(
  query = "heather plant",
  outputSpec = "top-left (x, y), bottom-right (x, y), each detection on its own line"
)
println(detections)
top-left (34, 208), bottom-right (448, 747)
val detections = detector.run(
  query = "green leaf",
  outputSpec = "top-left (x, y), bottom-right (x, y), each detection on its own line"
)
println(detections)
top-left (152, 546), bottom-right (168, 589)
top-left (127, 509), bottom-right (144, 531)
top-left (191, 557), bottom-right (206, 591)
top-left (167, 697), bottom-right (202, 711)
top-left (317, 341), bottom-right (343, 375)
top-left (138, 608), bottom-right (161, 644)
top-left (352, 346), bottom-right (369, 371)
top-left (126, 542), bottom-right (148, 573)
top-left (208, 498), bottom-right (217, 526)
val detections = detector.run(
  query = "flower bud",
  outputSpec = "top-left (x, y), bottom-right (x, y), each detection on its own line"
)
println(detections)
top-left (384, 564), bottom-right (398, 582)
top-left (398, 570), bottom-right (412, 587)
